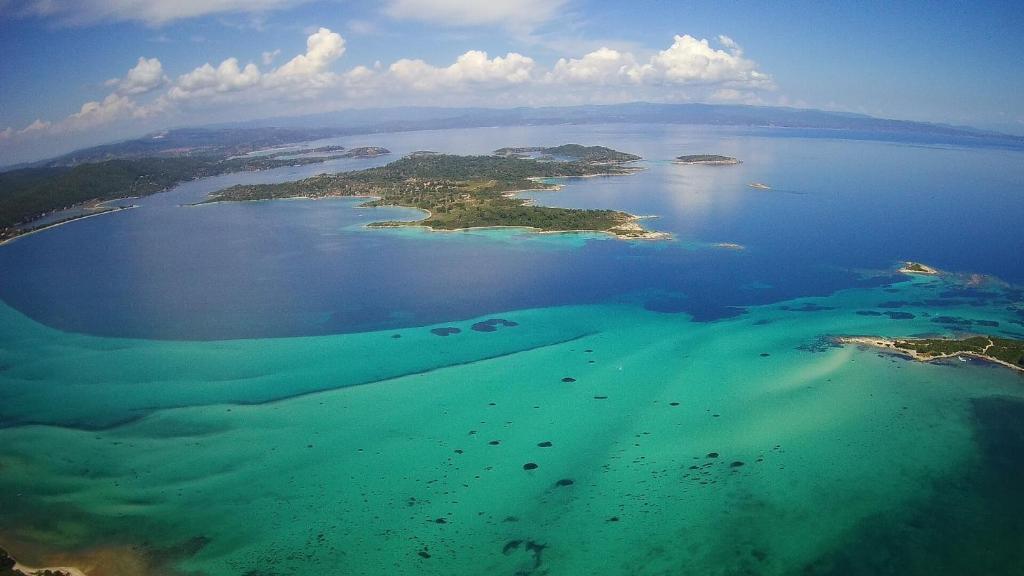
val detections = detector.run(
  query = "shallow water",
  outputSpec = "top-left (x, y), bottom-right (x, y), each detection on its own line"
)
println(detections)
top-left (1, 125), bottom-right (1023, 575)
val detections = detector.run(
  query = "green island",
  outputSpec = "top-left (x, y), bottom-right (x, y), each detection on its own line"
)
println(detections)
top-left (836, 335), bottom-right (1024, 373)
top-left (493, 144), bottom-right (641, 163)
top-left (674, 154), bottom-right (740, 165)
top-left (203, 146), bottom-right (667, 239)
top-left (0, 146), bottom-right (388, 243)
top-left (899, 261), bottom-right (940, 275)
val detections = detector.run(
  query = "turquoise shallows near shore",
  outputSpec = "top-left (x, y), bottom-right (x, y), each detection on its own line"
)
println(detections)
top-left (1, 273), bottom-right (1023, 575)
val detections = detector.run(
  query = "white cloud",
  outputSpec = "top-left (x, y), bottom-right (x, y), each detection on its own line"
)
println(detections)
top-left (261, 49), bottom-right (281, 66)
top-left (628, 35), bottom-right (773, 88)
top-left (19, 119), bottom-right (53, 134)
top-left (167, 27), bottom-right (345, 102)
top-left (717, 35), bottom-right (741, 53)
top-left (548, 47), bottom-right (636, 84)
top-left (169, 58), bottom-right (262, 100)
top-left (383, 0), bottom-right (567, 30)
top-left (108, 57), bottom-right (167, 95)
top-left (11, 0), bottom-right (309, 26)
top-left (1, 31), bottom-right (779, 166)
top-left (264, 27), bottom-right (345, 87)
top-left (65, 93), bottom-right (139, 129)
top-left (388, 51), bottom-right (535, 91)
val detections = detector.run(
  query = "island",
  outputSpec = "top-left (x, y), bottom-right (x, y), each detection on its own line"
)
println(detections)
top-left (674, 154), bottom-right (740, 165)
top-left (748, 182), bottom-right (772, 190)
top-left (337, 146), bottom-right (390, 158)
top-left (835, 335), bottom-right (1024, 373)
top-left (899, 261), bottom-right (939, 275)
top-left (203, 147), bottom-right (669, 239)
top-left (493, 144), bottom-right (641, 164)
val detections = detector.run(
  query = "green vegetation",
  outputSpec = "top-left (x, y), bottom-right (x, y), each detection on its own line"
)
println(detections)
top-left (493, 144), bottom-right (640, 163)
top-left (205, 150), bottom-right (658, 237)
top-left (898, 261), bottom-right (939, 275)
top-left (43, 127), bottom-right (350, 166)
top-left (675, 154), bottom-right (740, 165)
top-left (892, 336), bottom-right (1024, 367)
top-left (0, 151), bottom-right (354, 236)
top-left (337, 146), bottom-right (390, 158)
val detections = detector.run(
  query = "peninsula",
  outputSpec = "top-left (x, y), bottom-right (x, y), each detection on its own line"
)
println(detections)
top-left (835, 335), bottom-right (1024, 373)
top-left (674, 154), bottom-right (740, 165)
top-left (0, 144), bottom-right (379, 242)
top-left (204, 146), bottom-right (667, 239)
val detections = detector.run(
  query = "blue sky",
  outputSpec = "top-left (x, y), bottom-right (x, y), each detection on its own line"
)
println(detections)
top-left (1, 0), bottom-right (1022, 164)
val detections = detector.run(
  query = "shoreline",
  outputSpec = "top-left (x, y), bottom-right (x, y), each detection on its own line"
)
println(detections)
top-left (0, 206), bottom-right (137, 246)
top-left (1, 546), bottom-right (88, 576)
top-left (201, 169), bottom-right (669, 240)
top-left (673, 160), bottom-right (741, 166)
top-left (898, 261), bottom-right (940, 275)
top-left (366, 213), bottom-right (672, 241)
top-left (835, 335), bottom-right (1024, 374)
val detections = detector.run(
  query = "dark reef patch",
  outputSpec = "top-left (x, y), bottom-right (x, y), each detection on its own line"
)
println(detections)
top-left (537, 441), bottom-right (553, 448)
top-left (779, 303), bottom-right (835, 312)
top-left (429, 327), bottom-right (461, 336)
top-left (554, 479), bottom-right (574, 487)
top-left (856, 310), bottom-right (883, 316)
top-left (797, 336), bottom-right (842, 353)
top-left (471, 318), bottom-right (519, 332)
top-left (884, 311), bottom-right (916, 320)
top-left (561, 377), bottom-right (576, 383)
top-left (501, 539), bottom-right (547, 572)
top-left (523, 462), bottom-right (538, 470)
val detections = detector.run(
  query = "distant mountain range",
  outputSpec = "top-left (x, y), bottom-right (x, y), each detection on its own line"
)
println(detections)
top-left (20, 102), bottom-right (1024, 169)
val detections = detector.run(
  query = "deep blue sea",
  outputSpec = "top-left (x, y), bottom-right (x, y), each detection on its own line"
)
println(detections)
top-left (1, 124), bottom-right (1021, 340)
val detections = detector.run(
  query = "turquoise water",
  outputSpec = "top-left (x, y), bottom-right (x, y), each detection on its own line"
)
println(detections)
top-left (2, 275), bottom-right (1023, 575)
top-left (1, 126), bottom-right (1023, 575)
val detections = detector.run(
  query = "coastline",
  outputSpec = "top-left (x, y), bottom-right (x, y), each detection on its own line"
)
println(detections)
top-left (898, 261), bottom-right (940, 275)
top-left (835, 335), bottom-right (1024, 374)
top-left (0, 206), bottom-right (137, 247)
top-left (1, 546), bottom-right (88, 576)
top-left (368, 172), bottom-right (669, 240)
top-left (673, 160), bottom-right (741, 166)
top-left (200, 169), bottom-right (669, 240)
top-left (367, 213), bottom-right (672, 241)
